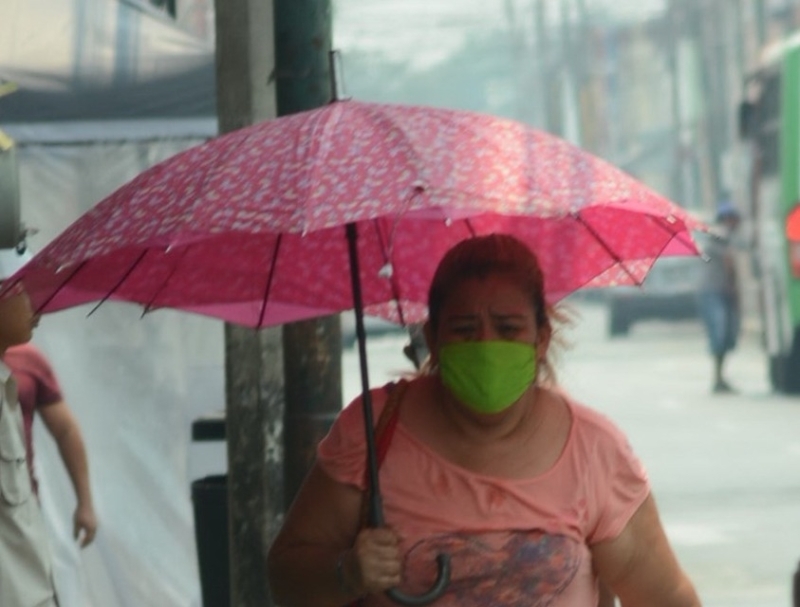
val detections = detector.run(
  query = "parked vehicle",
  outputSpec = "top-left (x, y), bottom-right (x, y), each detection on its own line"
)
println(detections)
top-left (606, 255), bottom-right (704, 337)
top-left (739, 32), bottom-right (800, 393)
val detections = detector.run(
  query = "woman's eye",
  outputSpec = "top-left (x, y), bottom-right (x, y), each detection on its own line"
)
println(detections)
top-left (447, 325), bottom-right (475, 337)
top-left (447, 321), bottom-right (477, 337)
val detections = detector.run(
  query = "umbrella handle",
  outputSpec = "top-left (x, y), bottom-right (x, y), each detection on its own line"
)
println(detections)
top-left (345, 222), bottom-right (452, 605)
top-left (385, 553), bottom-right (451, 606)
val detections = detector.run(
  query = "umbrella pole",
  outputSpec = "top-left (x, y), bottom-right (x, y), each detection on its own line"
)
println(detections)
top-left (345, 222), bottom-right (385, 527)
top-left (345, 223), bottom-right (451, 606)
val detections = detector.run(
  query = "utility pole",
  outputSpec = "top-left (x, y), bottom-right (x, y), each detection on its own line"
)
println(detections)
top-left (699, 0), bottom-right (731, 200)
top-left (0, 128), bottom-right (20, 248)
top-left (573, 0), bottom-right (596, 152)
top-left (214, 1), bottom-right (336, 605)
top-left (272, 0), bottom-right (339, 510)
top-left (734, 0), bottom-right (748, 80)
top-left (533, 0), bottom-right (553, 131)
top-left (503, 0), bottom-right (531, 124)
top-left (214, 1), bottom-right (281, 606)
top-left (559, 0), bottom-right (579, 143)
top-left (0, 79), bottom-right (19, 248)
top-left (756, 0), bottom-right (769, 49)
top-left (667, 0), bottom-right (687, 206)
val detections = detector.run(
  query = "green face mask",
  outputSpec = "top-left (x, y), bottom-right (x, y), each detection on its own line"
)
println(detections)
top-left (439, 340), bottom-right (538, 414)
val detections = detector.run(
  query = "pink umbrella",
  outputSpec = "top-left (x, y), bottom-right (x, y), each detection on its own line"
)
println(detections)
top-left (10, 100), bottom-right (700, 326)
top-left (5, 99), bottom-right (702, 605)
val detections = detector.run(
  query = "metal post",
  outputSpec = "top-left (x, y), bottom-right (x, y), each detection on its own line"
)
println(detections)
top-left (213, 1), bottom-right (282, 605)
top-left (733, 0), bottom-right (748, 81)
top-left (533, 0), bottom-right (552, 131)
top-left (756, 0), bottom-right (768, 49)
top-left (701, 0), bottom-right (730, 199)
top-left (272, 0), bottom-right (341, 510)
top-left (559, 0), bottom-right (576, 141)
top-left (667, 0), bottom-right (687, 206)
top-left (503, 0), bottom-right (529, 124)
top-left (573, 0), bottom-right (596, 152)
top-left (0, 131), bottom-right (20, 249)
top-left (794, 559), bottom-right (800, 607)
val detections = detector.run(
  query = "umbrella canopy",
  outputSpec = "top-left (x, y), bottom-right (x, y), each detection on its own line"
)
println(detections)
top-left (7, 100), bottom-right (700, 324)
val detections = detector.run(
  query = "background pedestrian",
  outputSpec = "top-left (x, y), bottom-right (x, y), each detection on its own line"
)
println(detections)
top-left (697, 198), bottom-right (742, 394)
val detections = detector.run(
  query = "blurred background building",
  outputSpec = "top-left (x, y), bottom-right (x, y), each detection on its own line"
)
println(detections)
top-left (334, 0), bottom-right (799, 216)
top-left (329, 0), bottom-right (800, 337)
top-left (3, 1), bottom-right (800, 605)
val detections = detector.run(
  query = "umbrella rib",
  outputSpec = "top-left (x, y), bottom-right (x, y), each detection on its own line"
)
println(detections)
top-left (369, 214), bottom-right (478, 325)
top-left (141, 245), bottom-right (194, 317)
top-left (86, 249), bottom-right (150, 317)
top-left (573, 211), bottom-right (640, 285)
top-left (29, 259), bottom-right (89, 314)
top-left (649, 214), bottom-right (698, 253)
top-left (257, 234), bottom-right (283, 328)
top-left (464, 217), bottom-right (478, 237)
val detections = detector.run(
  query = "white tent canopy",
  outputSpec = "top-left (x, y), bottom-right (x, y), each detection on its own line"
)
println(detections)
top-left (0, 0), bottom-right (215, 127)
top-left (1, 2), bottom-right (221, 606)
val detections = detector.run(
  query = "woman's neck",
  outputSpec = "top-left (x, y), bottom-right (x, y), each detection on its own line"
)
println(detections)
top-left (436, 377), bottom-right (541, 445)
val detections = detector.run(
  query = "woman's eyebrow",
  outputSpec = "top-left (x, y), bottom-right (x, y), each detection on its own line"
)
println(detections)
top-left (443, 313), bottom-right (485, 326)
top-left (489, 311), bottom-right (527, 319)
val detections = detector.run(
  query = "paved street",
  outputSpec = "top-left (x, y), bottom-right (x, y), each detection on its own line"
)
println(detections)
top-left (342, 299), bottom-right (800, 607)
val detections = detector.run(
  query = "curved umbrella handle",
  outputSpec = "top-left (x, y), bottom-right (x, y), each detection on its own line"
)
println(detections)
top-left (345, 223), bottom-right (452, 605)
top-left (386, 553), bottom-right (452, 606)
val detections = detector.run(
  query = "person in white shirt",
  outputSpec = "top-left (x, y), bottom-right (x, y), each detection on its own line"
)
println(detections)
top-left (0, 246), bottom-right (58, 607)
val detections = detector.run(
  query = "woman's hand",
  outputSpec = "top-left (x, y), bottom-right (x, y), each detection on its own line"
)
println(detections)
top-left (345, 527), bottom-right (403, 595)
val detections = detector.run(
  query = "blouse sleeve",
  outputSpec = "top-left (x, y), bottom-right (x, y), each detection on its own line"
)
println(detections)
top-left (583, 410), bottom-right (651, 545)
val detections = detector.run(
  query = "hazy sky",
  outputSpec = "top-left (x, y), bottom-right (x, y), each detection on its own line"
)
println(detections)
top-left (333, 0), bottom-right (666, 70)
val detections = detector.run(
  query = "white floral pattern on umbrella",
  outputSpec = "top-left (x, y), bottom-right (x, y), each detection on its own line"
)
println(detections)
top-left (8, 100), bottom-right (702, 327)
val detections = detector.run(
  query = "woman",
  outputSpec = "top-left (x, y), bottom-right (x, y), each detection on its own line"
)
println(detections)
top-left (267, 234), bottom-right (701, 606)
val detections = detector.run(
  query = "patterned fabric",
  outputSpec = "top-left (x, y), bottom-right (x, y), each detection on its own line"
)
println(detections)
top-left (7, 100), bottom-right (702, 327)
top-left (317, 388), bottom-right (650, 606)
top-left (401, 530), bottom-right (583, 606)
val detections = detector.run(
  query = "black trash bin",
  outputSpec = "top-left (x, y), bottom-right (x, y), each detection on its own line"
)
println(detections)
top-left (794, 559), bottom-right (800, 607)
top-left (191, 415), bottom-right (229, 607)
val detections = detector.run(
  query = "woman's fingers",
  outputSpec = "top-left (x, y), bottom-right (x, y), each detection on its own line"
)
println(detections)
top-left (352, 528), bottom-right (403, 593)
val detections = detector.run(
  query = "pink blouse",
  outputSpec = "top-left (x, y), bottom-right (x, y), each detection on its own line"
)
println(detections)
top-left (317, 386), bottom-right (650, 606)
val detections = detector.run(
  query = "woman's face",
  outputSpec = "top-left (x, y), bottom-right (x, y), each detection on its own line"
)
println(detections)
top-left (429, 274), bottom-right (548, 354)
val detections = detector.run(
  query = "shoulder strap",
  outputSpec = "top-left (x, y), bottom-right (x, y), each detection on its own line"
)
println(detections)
top-left (374, 379), bottom-right (408, 466)
top-left (358, 379), bottom-right (409, 526)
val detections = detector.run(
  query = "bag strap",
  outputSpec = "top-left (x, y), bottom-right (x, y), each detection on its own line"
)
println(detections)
top-left (358, 379), bottom-right (409, 527)
top-left (347, 380), bottom-right (410, 607)
top-left (374, 379), bottom-right (408, 467)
